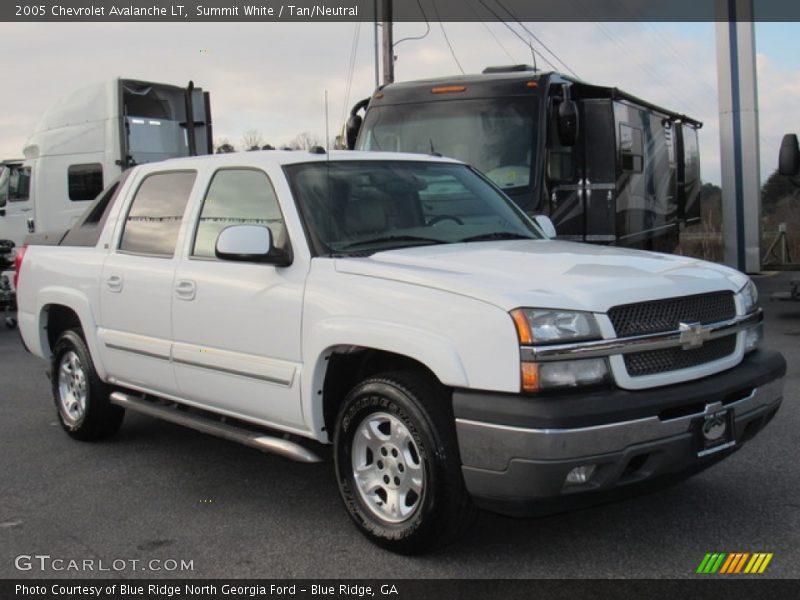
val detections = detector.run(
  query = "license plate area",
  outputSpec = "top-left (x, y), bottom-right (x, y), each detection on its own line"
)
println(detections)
top-left (694, 409), bottom-right (735, 457)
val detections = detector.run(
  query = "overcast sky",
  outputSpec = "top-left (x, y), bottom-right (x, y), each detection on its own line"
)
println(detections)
top-left (1, 21), bottom-right (798, 184)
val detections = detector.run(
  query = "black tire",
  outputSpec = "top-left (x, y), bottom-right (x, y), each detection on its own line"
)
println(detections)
top-left (51, 329), bottom-right (124, 441)
top-left (333, 370), bottom-right (475, 554)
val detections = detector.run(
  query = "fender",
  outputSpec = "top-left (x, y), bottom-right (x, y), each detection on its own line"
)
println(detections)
top-left (34, 286), bottom-right (108, 380)
top-left (301, 317), bottom-right (470, 441)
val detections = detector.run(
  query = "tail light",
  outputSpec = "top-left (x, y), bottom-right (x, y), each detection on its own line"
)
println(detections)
top-left (13, 244), bottom-right (26, 289)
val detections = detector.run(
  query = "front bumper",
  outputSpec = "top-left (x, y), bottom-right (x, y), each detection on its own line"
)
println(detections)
top-left (453, 350), bottom-right (786, 516)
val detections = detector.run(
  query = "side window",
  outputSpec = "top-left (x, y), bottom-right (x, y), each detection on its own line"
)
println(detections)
top-left (9, 166), bottom-right (31, 202)
top-left (619, 124), bottom-right (644, 173)
top-left (192, 168), bottom-right (287, 258)
top-left (68, 163), bottom-right (104, 201)
top-left (119, 171), bottom-right (196, 257)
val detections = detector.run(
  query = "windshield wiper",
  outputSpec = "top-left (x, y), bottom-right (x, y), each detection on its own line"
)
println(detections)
top-left (339, 235), bottom-right (448, 251)
top-left (458, 232), bottom-right (535, 243)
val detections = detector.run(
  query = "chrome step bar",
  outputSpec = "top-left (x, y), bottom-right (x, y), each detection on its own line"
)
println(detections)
top-left (109, 391), bottom-right (323, 463)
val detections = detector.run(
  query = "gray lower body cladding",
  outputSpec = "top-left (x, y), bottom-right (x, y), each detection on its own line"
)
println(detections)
top-left (452, 350), bottom-right (786, 516)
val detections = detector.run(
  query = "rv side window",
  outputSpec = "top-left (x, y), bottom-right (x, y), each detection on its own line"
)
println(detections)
top-left (82, 181), bottom-right (121, 226)
top-left (68, 164), bottom-right (104, 201)
top-left (619, 124), bottom-right (644, 173)
top-left (192, 168), bottom-right (287, 258)
top-left (7, 166), bottom-right (31, 202)
top-left (119, 171), bottom-right (196, 257)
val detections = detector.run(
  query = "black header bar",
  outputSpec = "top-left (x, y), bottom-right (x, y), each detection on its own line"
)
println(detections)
top-left (2, 579), bottom-right (800, 600)
top-left (3, 0), bottom-right (800, 22)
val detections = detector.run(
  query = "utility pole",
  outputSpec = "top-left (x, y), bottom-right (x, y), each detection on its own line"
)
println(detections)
top-left (716, 0), bottom-right (761, 273)
top-left (381, 0), bottom-right (394, 85)
top-left (373, 0), bottom-right (379, 88)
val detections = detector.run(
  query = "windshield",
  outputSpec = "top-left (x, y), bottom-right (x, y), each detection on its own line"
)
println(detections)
top-left (358, 98), bottom-right (537, 191)
top-left (284, 160), bottom-right (543, 256)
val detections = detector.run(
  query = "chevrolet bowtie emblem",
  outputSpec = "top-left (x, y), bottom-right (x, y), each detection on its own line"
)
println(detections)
top-left (679, 321), bottom-right (711, 349)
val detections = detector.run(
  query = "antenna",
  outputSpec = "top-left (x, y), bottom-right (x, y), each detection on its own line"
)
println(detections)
top-left (324, 90), bottom-right (330, 153)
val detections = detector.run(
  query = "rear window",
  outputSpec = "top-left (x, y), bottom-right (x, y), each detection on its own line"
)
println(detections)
top-left (119, 171), bottom-right (196, 257)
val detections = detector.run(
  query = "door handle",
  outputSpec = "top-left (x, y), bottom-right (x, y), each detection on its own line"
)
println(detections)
top-left (106, 275), bottom-right (123, 293)
top-left (175, 279), bottom-right (196, 301)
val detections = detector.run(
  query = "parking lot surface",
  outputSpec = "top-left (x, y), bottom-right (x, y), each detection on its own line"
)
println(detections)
top-left (1, 272), bottom-right (798, 579)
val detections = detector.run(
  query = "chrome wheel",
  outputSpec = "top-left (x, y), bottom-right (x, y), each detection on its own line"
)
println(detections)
top-left (57, 350), bottom-right (87, 426)
top-left (351, 411), bottom-right (425, 524)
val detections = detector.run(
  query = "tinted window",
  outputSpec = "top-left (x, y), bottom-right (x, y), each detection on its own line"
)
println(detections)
top-left (284, 161), bottom-right (542, 256)
top-left (68, 163), bottom-right (104, 201)
top-left (8, 166), bottom-right (31, 202)
top-left (360, 98), bottom-right (537, 190)
top-left (119, 171), bottom-right (196, 256)
top-left (620, 124), bottom-right (644, 173)
top-left (193, 169), bottom-right (287, 258)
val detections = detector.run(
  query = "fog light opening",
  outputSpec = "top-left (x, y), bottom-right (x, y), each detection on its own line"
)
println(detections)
top-left (565, 464), bottom-right (597, 485)
top-left (744, 324), bottom-right (763, 353)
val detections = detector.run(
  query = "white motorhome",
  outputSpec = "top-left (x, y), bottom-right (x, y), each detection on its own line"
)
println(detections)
top-left (19, 78), bottom-right (211, 237)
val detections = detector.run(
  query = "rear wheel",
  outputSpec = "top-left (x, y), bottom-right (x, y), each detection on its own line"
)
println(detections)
top-left (52, 329), bottom-right (124, 440)
top-left (333, 371), bottom-right (475, 554)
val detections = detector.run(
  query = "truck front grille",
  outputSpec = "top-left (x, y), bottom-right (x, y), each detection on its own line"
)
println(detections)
top-left (609, 291), bottom-right (737, 377)
top-left (623, 335), bottom-right (737, 376)
top-left (608, 291), bottom-right (735, 337)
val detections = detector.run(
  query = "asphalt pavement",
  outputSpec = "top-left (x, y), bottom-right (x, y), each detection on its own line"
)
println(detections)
top-left (1, 272), bottom-right (798, 579)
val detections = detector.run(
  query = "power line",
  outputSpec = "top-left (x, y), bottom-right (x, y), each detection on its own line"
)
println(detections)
top-left (464, 0), bottom-right (518, 64)
top-left (492, 0), bottom-right (580, 79)
top-left (476, 0), bottom-right (556, 71)
top-left (430, 0), bottom-right (464, 74)
top-left (591, 22), bottom-right (708, 118)
top-left (340, 20), bottom-right (362, 128)
top-left (393, 0), bottom-right (431, 48)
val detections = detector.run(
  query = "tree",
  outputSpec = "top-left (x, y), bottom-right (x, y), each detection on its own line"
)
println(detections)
top-left (242, 129), bottom-right (264, 152)
top-left (761, 169), bottom-right (800, 214)
top-left (285, 132), bottom-right (322, 151)
top-left (214, 138), bottom-right (235, 153)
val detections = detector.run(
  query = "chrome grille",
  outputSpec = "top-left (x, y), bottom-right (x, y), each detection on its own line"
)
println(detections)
top-left (623, 336), bottom-right (737, 377)
top-left (608, 291), bottom-right (736, 337)
top-left (609, 291), bottom-right (737, 377)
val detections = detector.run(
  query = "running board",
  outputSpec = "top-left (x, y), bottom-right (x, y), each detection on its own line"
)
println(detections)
top-left (109, 392), bottom-right (323, 463)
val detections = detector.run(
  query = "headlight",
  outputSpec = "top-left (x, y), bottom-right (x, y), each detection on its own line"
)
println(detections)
top-left (510, 308), bottom-right (601, 345)
top-left (739, 279), bottom-right (758, 314)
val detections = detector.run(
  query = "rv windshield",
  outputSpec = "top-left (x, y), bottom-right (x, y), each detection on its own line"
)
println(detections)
top-left (358, 98), bottom-right (537, 191)
top-left (284, 160), bottom-right (543, 256)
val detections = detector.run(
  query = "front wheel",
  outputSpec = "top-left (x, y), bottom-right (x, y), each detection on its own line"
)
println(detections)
top-left (333, 371), bottom-right (475, 554)
top-left (52, 329), bottom-right (124, 441)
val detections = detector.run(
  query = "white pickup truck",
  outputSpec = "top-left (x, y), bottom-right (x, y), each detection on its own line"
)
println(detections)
top-left (16, 150), bottom-right (786, 554)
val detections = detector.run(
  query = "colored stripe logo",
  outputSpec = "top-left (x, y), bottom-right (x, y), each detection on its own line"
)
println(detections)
top-left (697, 553), bottom-right (773, 574)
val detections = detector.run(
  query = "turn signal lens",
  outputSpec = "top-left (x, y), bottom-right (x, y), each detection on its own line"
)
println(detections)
top-left (431, 85), bottom-right (466, 94)
top-left (511, 309), bottom-right (533, 345)
top-left (521, 363), bottom-right (540, 392)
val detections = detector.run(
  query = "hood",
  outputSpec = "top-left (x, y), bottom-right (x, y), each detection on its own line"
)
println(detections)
top-left (334, 240), bottom-right (748, 313)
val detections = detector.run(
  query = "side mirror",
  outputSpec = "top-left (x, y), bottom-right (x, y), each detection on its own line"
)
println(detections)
top-left (533, 214), bottom-right (557, 239)
top-left (778, 134), bottom-right (799, 176)
top-left (557, 100), bottom-right (579, 147)
top-left (215, 225), bottom-right (292, 266)
top-left (345, 114), bottom-right (362, 150)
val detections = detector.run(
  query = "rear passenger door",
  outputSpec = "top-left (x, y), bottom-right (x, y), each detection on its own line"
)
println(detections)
top-left (170, 167), bottom-right (307, 430)
top-left (98, 170), bottom-right (196, 397)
